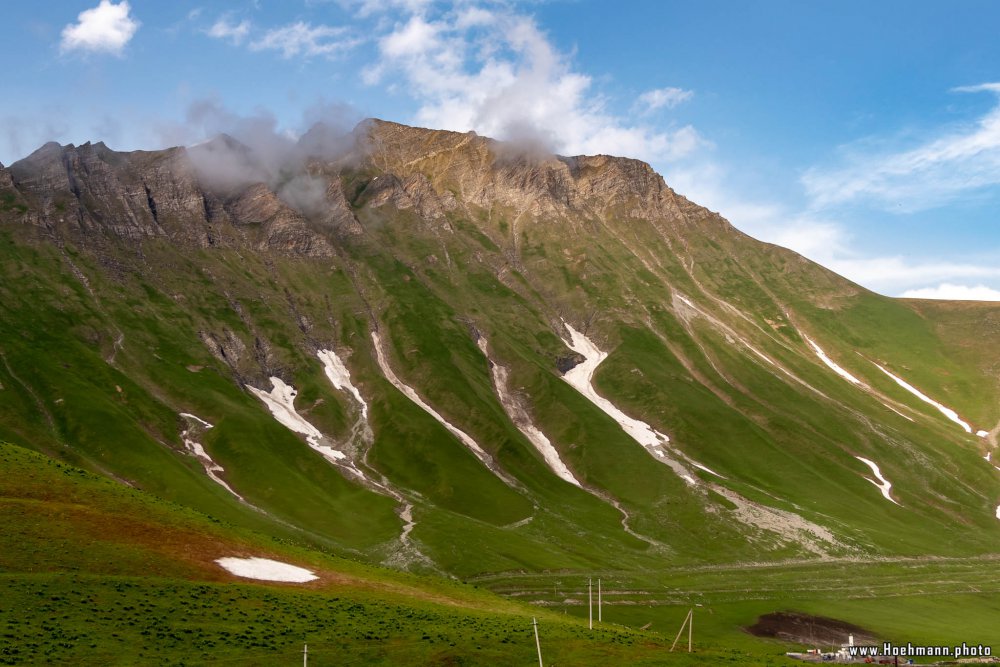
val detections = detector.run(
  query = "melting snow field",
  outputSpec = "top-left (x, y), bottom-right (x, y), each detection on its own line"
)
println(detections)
top-left (371, 331), bottom-right (492, 463)
top-left (870, 362), bottom-right (973, 434)
top-left (477, 337), bottom-right (581, 486)
top-left (562, 324), bottom-right (671, 448)
top-left (179, 413), bottom-right (244, 501)
top-left (559, 323), bottom-right (843, 552)
top-left (247, 378), bottom-right (352, 467)
top-left (560, 324), bottom-right (712, 486)
top-left (317, 349), bottom-right (368, 419)
top-left (312, 349), bottom-right (431, 564)
top-left (805, 337), bottom-right (864, 386)
top-left (215, 557), bottom-right (317, 582)
top-left (855, 456), bottom-right (901, 506)
top-left (799, 337), bottom-right (914, 422)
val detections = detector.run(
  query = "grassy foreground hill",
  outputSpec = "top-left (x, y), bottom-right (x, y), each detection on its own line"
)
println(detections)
top-left (1, 120), bottom-right (998, 662)
top-left (3, 441), bottom-right (999, 665)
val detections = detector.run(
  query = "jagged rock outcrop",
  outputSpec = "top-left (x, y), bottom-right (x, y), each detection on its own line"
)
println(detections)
top-left (7, 139), bottom-right (337, 256)
top-left (355, 119), bottom-right (699, 224)
top-left (0, 161), bottom-right (13, 189)
top-left (2, 119), bottom-right (745, 264)
top-left (226, 183), bottom-right (334, 257)
top-left (323, 178), bottom-right (364, 235)
top-left (364, 172), bottom-right (457, 223)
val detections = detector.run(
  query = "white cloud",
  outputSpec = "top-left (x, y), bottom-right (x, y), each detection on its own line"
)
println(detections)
top-left (380, 15), bottom-right (444, 58)
top-left (666, 159), bottom-right (1000, 297)
top-left (250, 22), bottom-right (357, 59)
top-left (60, 0), bottom-right (140, 56)
top-left (900, 283), bottom-right (1000, 301)
top-left (370, 7), bottom-right (705, 164)
top-left (636, 87), bottom-right (693, 113)
top-left (803, 83), bottom-right (1000, 212)
top-left (207, 17), bottom-right (251, 45)
top-left (340, 0), bottom-right (435, 19)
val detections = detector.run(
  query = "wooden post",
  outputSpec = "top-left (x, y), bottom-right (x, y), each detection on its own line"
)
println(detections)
top-left (303, 643), bottom-right (308, 667)
top-left (533, 617), bottom-right (543, 667)
top-left (598, 578), bottom-right (602, 623)
top-left (670, 609), bottom-right (693, 652)
top-left (588, 578), bottom-right (593, 630)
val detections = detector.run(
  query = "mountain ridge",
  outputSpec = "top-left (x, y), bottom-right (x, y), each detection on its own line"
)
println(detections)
top-left (1, 118), bottom-right (998, 579)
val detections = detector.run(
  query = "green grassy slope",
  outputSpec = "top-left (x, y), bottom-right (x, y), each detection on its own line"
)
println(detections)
top-left (0, 441), bottom-right (815, 666)
top-left (2, 126), bottom-right (1000, 662)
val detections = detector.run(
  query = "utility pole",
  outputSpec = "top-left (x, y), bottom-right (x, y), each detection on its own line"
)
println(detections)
top-left (598, 578), bottom-right (602, 623)
top-left (303, 643), bottom-right (308, 667)
top-left (533, 617), bottom-right (543, 667)
top-left (588, 578), bottom-right (593, 630)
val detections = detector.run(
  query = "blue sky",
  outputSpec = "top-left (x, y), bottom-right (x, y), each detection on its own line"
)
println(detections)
top-left (3, 1), bottom-right (1000, 300)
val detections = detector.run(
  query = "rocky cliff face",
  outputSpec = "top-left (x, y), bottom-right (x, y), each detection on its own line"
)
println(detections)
top-left (6, 139), bottom-right (346, 256)
top-left (0, 161), bottom-right (12, 190)
top-left (354, 119), bottom-right (697, 224)
top-left (4, 119), bottom-right (734, 256)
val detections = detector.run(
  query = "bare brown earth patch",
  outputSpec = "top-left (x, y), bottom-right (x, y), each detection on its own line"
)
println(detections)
top-left (746, 611), bottom-right (877, 646)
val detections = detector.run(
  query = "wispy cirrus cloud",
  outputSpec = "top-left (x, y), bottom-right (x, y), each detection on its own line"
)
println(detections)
top-left (250, 22), bottom-right (358, 59)
top-left (669, 159), bottom-right (1000, 298)
top-left (206, 16), bottom-right (250, 46)
top-left (60, 0), bottom-right (140, 56)
top-left (635, 87), bottom-right (693, 114)
top-left (802, 83), bottom-right (1000, 212)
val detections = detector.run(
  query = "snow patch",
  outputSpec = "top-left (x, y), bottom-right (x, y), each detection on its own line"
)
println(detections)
top-left (215, 557), bottom-right (317, 582)
top-left (477, 337), bottom-right (581, 487)
top-left (180, 412), bottom-right (213, 429)
top-left (371, 331), bottom-right (510, 483)
top-left (977, 430), bottom-right (989, 438)
top-left (247, 378), bottom-right (323, 446)
top-left (855, 456), bottom-right (901, 506)
top-left (996, 505), bottom-right (1000, 521)
top-left (690, 461), bottom-right (725, 478)
top-left (317, 349), bottom-right (368, 420)
top-left (559, 323), bottom-right (719, 484)
top-left (869, 362), bottom-right (973, 434)
top-left (179, 413), bottom-right (244, 501)
top-left (560, 322), bottom-right (843, 553)
top-left (271, 353), bottom-right (430, 564)
top-left (247, 378), bottom-right (354, 469)
top-left (804, 337), bottom-right (864, 386)
top-left (562, 323), bottom-right (671, 448)
top-left (799, 338), bottom-right (914, 422)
